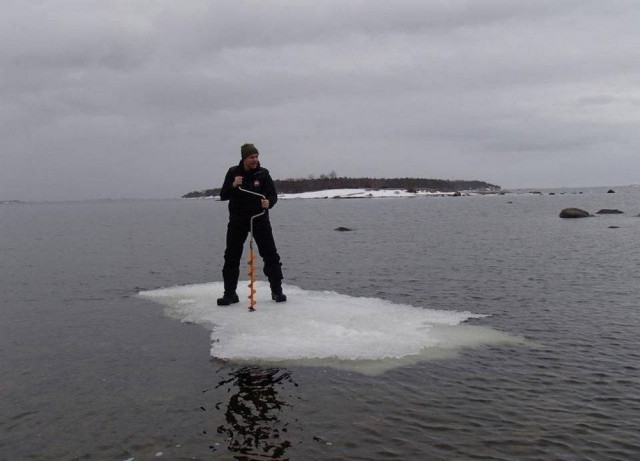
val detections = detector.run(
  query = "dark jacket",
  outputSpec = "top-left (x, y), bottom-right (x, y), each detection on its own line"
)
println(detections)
top-left (219, 161), bottom-right (278, 218)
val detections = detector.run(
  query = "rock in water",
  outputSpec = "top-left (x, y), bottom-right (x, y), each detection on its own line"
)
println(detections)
top-left (334, 226), bottom-right (353, 232)
top-left (596, 209), bottom-right (624, 214)
top-left (559, 208), bottom-right (590, 218)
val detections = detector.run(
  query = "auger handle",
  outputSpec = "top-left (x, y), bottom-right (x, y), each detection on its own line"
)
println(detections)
top-left (238, 187), bottom-right (266, 200)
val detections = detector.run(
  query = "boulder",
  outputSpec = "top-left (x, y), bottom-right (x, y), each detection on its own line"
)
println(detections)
top-left (607, 189), bottom-right (615, 193)
top-left (596, 209), bottom-right (623, 214)
top-left (559, 208), bottom-right (591, 218)
top-left (334, 226), bottom-right (353, 232)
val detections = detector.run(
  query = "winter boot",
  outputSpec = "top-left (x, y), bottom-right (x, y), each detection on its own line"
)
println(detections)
top-left (270, 280), bottom-right (287, 303)
top-left (217, 292), bottom-right (239, 306)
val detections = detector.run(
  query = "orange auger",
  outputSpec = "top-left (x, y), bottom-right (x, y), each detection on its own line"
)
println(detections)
top-left (239, 187), bottom-right (266, 312)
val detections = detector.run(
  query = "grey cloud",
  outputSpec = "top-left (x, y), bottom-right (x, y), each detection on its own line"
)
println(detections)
top-left (1, 0), bottom-right (640, 200)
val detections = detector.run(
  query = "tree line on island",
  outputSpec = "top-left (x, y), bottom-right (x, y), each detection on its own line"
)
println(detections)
top-left (182, 171), bottom-right (500, 198)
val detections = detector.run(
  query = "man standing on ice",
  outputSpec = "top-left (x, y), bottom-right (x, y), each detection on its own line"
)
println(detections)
top-left (217, 143), bottom-right (287, 306)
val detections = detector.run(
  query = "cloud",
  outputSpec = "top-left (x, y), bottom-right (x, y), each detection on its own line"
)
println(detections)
top-left (1, 0), bottom-right (640, 200)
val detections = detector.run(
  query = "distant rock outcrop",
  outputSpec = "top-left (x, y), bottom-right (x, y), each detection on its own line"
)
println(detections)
top-left (559, 208), bottom-right (591, 218)
top-left (607, 189), bottom-right (615, 193)
top-left (183, 191), bottom-right (206, 198)
top-left (182, 189), bottom-right (220, 199)
top-left (596, 209), bottom-right (624, 214)
top-left (334, 227), bottom-right (353, 232)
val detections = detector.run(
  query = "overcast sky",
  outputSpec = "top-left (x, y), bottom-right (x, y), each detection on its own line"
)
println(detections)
top-left (2, 0), bottom-right (639, 201)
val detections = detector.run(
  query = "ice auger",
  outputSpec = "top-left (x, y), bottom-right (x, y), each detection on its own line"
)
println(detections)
top-left (239, 187), bottom-right (266, 312)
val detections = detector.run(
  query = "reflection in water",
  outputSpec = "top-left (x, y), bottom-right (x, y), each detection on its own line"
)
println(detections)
top-left (214, 366), bottom-right (296, 460)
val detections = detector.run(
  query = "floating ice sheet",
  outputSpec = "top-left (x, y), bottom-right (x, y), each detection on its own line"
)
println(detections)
top-left (138, 282), bottom-right (521, 374)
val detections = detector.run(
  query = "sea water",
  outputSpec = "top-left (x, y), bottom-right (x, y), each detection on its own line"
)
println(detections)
top-left (1, 187), bottom-right (640, 460)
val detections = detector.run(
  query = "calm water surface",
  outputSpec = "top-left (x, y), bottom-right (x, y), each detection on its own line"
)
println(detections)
top-left (2, 188), bottom-right (640, 460)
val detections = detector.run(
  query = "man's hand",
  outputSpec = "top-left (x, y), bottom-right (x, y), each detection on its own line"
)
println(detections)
top-left (232, 176), bottom-right (243, 188)
top-left (261, 198), bottom-right (269, 209)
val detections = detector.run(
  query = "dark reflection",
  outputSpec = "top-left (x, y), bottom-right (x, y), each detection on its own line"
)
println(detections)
top-left (214, 366), bottom-right (296, 460)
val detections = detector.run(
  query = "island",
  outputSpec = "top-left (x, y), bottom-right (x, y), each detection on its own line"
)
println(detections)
top-left (182, 174), bottom-right (500, 199)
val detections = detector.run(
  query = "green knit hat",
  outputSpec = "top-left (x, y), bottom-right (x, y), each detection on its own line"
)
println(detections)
top-left (241, 143), bottom-right (259, 159)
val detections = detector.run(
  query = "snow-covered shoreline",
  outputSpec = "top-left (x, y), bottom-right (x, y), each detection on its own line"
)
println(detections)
top-left (278, 188), bottom-right (467, 199)
top-left (188, 188), bottom-right (497, 201)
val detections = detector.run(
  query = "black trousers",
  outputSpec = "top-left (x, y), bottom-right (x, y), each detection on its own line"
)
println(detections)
top-left (222, 215), bottom-right (283, 293)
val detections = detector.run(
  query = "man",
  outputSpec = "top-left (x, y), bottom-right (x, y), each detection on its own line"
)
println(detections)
top-left (217, 143), bottom-right (286, 306)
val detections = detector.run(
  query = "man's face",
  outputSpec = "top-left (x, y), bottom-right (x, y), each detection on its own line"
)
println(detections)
top-left (243, 153), bottom-right (259, 170)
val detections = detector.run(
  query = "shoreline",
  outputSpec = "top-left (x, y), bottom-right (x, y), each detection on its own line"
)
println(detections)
top-left (184, 188), bottom-right (502, 201)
